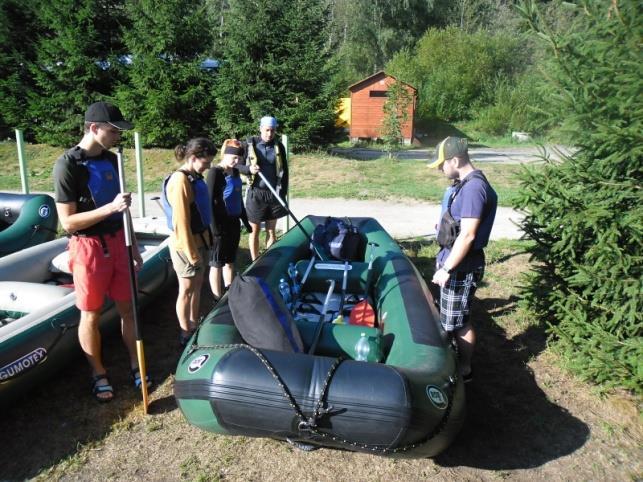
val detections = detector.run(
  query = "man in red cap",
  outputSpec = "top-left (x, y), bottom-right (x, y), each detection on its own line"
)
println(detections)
top-left (53, 101), bottom-right (146, 402)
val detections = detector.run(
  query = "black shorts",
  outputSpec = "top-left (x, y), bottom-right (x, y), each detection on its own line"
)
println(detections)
top-left (209, 218), bottom-right (241, 267)
top-left (245, 188), bottom-right (287, 223)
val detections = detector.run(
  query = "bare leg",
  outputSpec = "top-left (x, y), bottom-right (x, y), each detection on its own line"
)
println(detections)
top-left (265, 219), bottom-right (278, 249)
top-left (78, 309), bottom-right (112, 401)
top-left (176, 275), bottom-right (198, 332)
top-left (455, 324), bottom-right (475, 376)
top-left (115, 299), bottom-right (138, 369)
top-left (78, 309), bottom-right (106, 375)
top-left (189, 270), bottom-right (204, 329)
top-left (209, 266), bottom-right (223, 298)
top-left (223, 263), bottom-right (235, 288)
top-left (249, 222), bottom-right (261, 261)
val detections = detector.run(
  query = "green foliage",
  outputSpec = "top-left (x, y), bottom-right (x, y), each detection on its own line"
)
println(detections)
top-left (515, 0), bottom-right (643, 394)
top-left (115, 0), bottom-right (216, 147)
top-left (28, 0), bottom-right (127, 146)
top-left (387, 26), bottom-right (528, 122)
top-left (467, 71), bottom-right (552, 136)
top-left (213, 0), bottom-right (338, 151)
top-left (381, 81), bottom-right (413, 157)
top-left (329, 0), bottom-right (451, 87)
top-left (0, 0), bottom-right (41, 139)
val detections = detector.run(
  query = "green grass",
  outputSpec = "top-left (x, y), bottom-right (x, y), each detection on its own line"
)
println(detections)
top-left (0, 141), bottom-right (533, 206)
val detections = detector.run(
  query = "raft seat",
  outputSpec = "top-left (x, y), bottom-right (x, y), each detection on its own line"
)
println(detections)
top-left (0, 281), bottom-right (74, 317)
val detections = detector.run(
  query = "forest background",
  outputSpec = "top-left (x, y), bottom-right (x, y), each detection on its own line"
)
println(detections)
top-left (0, 0), bottom-right (640, 396)
top-left (3, 0), bottom-right (567, 150)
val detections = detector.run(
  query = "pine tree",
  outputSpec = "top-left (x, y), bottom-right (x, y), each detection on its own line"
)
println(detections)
top-left (381, 80), bottom-right (413, 159)
top-left (28, 0), bottom-right (127, 146)
top-left (514, 0), bottom-right (643, 394)
top-left (0, 0), bottom-right (41, 139)
top-left (115, 0), bottom-right (216, 147)
top-left (213, 0), bottom-right (338, 151)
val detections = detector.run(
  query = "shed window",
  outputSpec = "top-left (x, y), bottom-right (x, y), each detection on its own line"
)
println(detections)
top-left (369, 90), bottom-right (388, 97)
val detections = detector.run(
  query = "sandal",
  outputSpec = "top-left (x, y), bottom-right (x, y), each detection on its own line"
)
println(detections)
top-left (131, 367), bottom-right (152, 389)
top-left (91, 374), bottom-right (114, 403)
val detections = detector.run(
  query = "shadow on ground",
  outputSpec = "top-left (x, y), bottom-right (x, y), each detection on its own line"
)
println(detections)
top-left (424, 266), bottom-right (589, 469)
top-left (0, 242), bottom-right (251, 480)
top-left (0, 244), bottom-right (590, 478)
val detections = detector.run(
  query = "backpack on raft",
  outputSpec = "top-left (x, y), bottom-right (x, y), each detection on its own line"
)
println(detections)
top-left (228, 275), bottom-right (304, 353)
top-left (312, 217), bottom-right (361, 261)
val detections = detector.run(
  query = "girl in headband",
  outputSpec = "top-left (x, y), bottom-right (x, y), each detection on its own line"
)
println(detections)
top-left (207, 139), bottom-right (252, 300)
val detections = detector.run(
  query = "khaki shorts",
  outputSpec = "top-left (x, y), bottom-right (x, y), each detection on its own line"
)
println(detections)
top-left (170, 246), bottom-right (209, 278)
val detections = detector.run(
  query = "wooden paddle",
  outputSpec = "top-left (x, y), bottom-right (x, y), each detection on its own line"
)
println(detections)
top-left (116, 148), bottom-right (149, 414)
top-left (349, 242), bottom-right (378, 327)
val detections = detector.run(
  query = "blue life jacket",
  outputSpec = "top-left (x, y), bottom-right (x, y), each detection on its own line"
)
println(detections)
top-left (84, 159), bottom-right (121, 223)
top-left (223, 173), bottom-right (243, 217)
top-left (161, 170), bottom-right (212, 235)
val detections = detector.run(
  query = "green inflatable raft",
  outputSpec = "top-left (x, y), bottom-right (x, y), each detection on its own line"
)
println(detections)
top-left (174, 216), bottom-right (465, 457)
top-left (0, 192), bottom-right (58, 257)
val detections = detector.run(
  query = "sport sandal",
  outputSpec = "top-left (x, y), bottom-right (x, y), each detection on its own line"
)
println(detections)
top-left (131, 367), bottom-right (152, 389)
top-left (91, 374), bottom-right (114, 403)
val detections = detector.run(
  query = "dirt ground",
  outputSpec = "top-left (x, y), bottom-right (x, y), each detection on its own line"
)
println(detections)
top-left (0, 244), bottom-right (640, 481)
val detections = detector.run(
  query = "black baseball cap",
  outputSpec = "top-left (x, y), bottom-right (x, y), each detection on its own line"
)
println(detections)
top-left (84, 101), bottom-right (133, 130)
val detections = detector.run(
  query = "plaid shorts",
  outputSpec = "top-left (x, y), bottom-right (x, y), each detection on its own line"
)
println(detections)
top-left (439, 267), bottom-right (484, 332)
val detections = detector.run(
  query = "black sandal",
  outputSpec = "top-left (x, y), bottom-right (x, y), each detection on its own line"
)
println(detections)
top-left (91, 374), bottom-right (114, 403)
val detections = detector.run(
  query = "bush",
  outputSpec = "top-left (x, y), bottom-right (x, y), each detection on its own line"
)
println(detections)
top-left (515, 0), bottom-right (643, 394)
top-left (469, 72), bottom-right (552, 136)
top-left (387, 26), bottom-right (529, 122)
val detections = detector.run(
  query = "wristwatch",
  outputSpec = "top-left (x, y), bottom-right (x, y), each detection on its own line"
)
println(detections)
top-left (442, 266), bottom-right (453, 274)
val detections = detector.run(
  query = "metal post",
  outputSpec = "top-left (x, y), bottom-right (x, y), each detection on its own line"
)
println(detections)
top-left (282, 134), bottom-right (290, 231)
top-left (135, 132), bottom-right (145, 217)
top-left (15, 129), bottom-right (29, 194)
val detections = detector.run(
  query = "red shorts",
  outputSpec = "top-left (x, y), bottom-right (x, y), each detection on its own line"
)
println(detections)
top-left (68, 229), bottom-right (132, 311)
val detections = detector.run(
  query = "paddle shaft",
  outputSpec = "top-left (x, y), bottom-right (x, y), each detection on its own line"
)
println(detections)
top-left (255, 171), bottom-right (324, 260)
top-left (337, 261), bottom-right (349, 318)
top-left (308, 279), bottom-right (335, 355)
top-left (116, 148), bottom-right (150, 413)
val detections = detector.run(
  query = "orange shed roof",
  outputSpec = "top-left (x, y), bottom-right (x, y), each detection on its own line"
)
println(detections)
top-left (348, 71), bottom-right (417, 93)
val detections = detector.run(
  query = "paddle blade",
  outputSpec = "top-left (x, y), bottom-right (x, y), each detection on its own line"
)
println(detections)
top-left (348, 300), bottom-right (375, 327)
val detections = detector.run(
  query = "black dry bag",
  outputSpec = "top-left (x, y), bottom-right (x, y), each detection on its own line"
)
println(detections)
top-left (228, 275), bottom-right (304, 353)
top-left (312, 217), bottom-right (361, 261)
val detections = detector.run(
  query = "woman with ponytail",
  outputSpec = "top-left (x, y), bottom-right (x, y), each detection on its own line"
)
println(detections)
top-left (162, 138), bottom-right (216, 346)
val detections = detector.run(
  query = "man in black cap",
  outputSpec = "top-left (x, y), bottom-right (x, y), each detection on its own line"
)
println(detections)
top-left (428, 136), bottom-right (497, 383)
top-left (53, 101), bottom-right (146, 402)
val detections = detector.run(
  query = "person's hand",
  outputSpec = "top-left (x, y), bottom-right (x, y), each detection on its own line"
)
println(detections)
top-left (110, 192), bottom-right (131, 213)
top-left (432, 267), bottom-right (450, 287)
top-left (249, 165), bottom-right (260, 174)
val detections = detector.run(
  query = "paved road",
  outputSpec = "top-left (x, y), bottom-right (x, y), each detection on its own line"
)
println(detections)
top-left (130, 194), bottom-right (525, 240)
top-left (331, 145), bottom-right (573, 163)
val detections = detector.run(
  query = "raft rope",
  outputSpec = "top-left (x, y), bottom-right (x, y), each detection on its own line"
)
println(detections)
top-left (185, 340), bottom-right (458, 454)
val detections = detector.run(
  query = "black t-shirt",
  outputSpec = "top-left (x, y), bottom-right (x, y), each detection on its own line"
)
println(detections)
top-left (53, 146), bottom-right (123, 235)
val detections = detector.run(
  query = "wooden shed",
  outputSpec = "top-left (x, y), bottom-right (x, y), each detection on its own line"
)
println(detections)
top-left (348, 71), bottom-right (417, 144)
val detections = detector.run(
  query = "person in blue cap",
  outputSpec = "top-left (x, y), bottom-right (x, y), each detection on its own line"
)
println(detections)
top-left (237, 116), bottom-right (288, 260)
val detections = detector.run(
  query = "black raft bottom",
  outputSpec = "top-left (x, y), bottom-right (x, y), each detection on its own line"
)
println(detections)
top-left (175, 347), bottom-right (417, 449)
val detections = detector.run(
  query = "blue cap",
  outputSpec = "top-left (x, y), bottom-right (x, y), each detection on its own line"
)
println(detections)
top-left (260, 116), bottom-right (278, 129)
